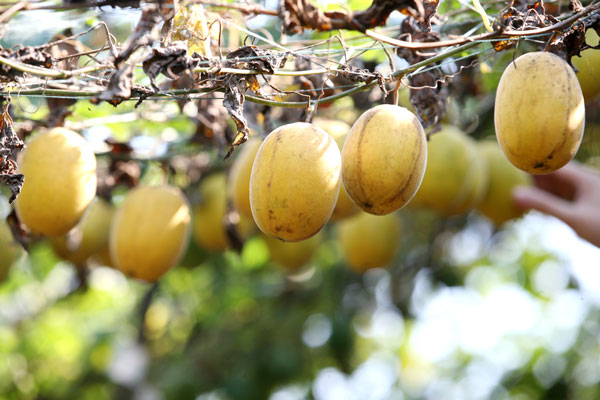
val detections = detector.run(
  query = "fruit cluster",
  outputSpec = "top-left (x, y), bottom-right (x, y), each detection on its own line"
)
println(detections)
top-left (2, 48), bottom-right (594, 283)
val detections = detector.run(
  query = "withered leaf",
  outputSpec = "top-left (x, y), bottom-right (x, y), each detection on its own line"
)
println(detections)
top-left (142, 42), bottom-right (204, 91)
top-left (0, 47), bottom-right (53, 81)
top-left (6, 209), bottom-right (29, 252)
top-left (0, 103), bottom-right (25, 203)
top-left (223, 75), bottom-right (250, 159)
top-left (96, 63), bottom-right (135, 106)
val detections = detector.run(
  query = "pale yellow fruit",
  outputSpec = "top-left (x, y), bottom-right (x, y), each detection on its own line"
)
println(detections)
top-left (572, 29), bottom-right (600, 101)
top-left (110, 185), bottom-right (191, 281)
top-left (342, 105), bottom-right (427, 215)
top-left (0, 219), bottom-right (21, 282)
top-left (495, 51), bottom-right (585, 174)
top-left (410, 126), bottom-right (488, 215)
top-left (229, 138), bottom-right (262, 218)
top-left (477, 141), bottom-right (533, 225)
top-left (338, 211), bottom-right (401, 272)
top-left (193, 173), bottom-right (255, 252)
top-left (16, 128), bottom-right (97, 236)
top-left (50, 198), bottom-right (114, 265)
top-left (250, 122), bottom-right (341, 241)
top-left (263, 232), bottom-right (322, 270)
top-left (313, 118), bottom-right (360, 220)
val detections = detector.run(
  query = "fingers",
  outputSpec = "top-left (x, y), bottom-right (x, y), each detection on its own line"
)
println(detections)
top-left (512, 186), bottom-right (575, 224)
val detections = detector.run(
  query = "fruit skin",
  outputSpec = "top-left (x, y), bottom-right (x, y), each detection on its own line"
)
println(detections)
top-left (572, 29), bottom-right (600, 101)
top-left (337, 211), bottom-right (401, 272)
top-left (229, 138), bottom-right (262, 218)
top-left (477, 141), bottom-right (533, 225)
top-left (250, 122), bottom-right (341, 242)
top-left (50, 198), bottom-right (115, 265)
top-left (495, 51), bottom-right (585, 174)
top-left (193, 173), bottom-right (254, 252)
top-left (0, 219), bottom-right (21, 282)
top-left (342, 105), bottom-right (427, 215)
top-left (110, 185), bottom-right (191, 282)
top-left (263, 232), bottom-right (321, 270)
top-left (16, 127), bottom-right (97, 236)
top-left (410, 126), bottom-right (488, 215)
top-left (313, 118), bottom-right (360, 220)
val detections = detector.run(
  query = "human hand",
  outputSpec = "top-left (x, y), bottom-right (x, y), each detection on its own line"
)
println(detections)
top-left (512, 162), bottom-right (600, 248)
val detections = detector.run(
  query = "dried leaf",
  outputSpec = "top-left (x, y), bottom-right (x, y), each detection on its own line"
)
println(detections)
top-left (6, 209), bottom-right (29, 251)
top-left (142, 42), bottom-right (203, 91)
top-left (0, 103), bottom-right (24, 203)
top-left (223, 75), bottom-right (250, 159)
top-left (546, 21), bottom-right (586, 64)
top-left (96, 63), bottom-right (135, 106)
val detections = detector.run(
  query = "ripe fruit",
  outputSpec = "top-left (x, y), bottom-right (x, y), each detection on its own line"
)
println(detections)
top-left (477, 141), bottom-right (533, 225)
top-left (50, 198), bottom-right (114, 265)
top-left (250, 122), bottom-right (341, 241)
top-left (229, 137), bottom-right (262, 218)
top-left (16, 127), bottom-right (97, 236)
top-left (410, 126), bottom-right (488, 215)
top-left (495, 51), bottom-right (585, 174)
top-left (263, 232), bottom-right (322, 270)
top-left (0, 219), bottom-right (21, 282)
top-left (572, 29), bottom-right (600, 101)
top-left (342, 105), bottom-right (427, 215)
top-left (337, 211), bottom-right (401, 272)
top-left (193, 173), bottom-right (254, 252)
top-left (313, 118), bottom-right (359, 220)
top-left (110, 185), bottom-right (191, 281)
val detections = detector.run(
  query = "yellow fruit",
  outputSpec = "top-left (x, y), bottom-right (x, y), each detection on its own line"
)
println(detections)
top-left (0, 219), bottom-right (21, 282)
top-left (337, 211), bottom-right (401, 272)
top-left (410, 126), bottom-right (488, 215)
top-left (229, 138), bottom-right (262, 218)
top-left (572, 29), bottom-right (600, 101)
top-left (263, 232), bottom-right (322, 270)
top-left (110, 185), bottom-right (191, 281)
top-left (250, 122), bottom-right (341, 241)
top-left (16, 128), bottom-right (97, 236)
top-left (313, 118), bottom-right (360, 220)
top-left (495, 51), bottom-right (585, 174)
top-left (50, 198), bottom-right (115, 265)
top-left (342, 105), bottom-right (427, 215)
top-left (194, 173), bottom-right (255, 252)
top-left (477, 141), bottom-right (533, 225)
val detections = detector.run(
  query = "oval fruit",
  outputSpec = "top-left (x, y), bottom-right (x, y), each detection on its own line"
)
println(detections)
top-left (313, 118), bottom-right (360, 220)
top-left (229, 137), bottom-right (262, 218)
top-left (477, 141), bottom-right (533, 225)
top-left (250, 122), bottom-right (341, 241)
top-left (50, 198), bottom-right (114, 265)
top-left (0, 219), bottom-right (21, 282)
top-left (572, 29), bottom-right (600, 101)
top-left (495, 51), bottom-right (585, 174)
top-left (342, 105), bottom-right (427, 215)
top-left (410, 126), bottom-right (488, 215)
top-left (263, 232), bottom-right (322, 270)
top-left (16, 127), bottom-right (97, 236)
top-left (337, 211), bottom-right (401, 272)
top-left (110, 185), bottom-right (191, 281)
top-left (194, 173), bottom-right (254, 252)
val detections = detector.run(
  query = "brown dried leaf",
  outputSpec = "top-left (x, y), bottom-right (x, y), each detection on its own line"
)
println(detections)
top-left (142, 42), bottom-right (204, 91)
top-left (0, 47), bottom-right (53, 82)
top-left (0, 103), bottom-right (25, 203)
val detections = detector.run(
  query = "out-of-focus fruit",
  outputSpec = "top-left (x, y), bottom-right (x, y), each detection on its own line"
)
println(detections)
top-left (313, 118), bottom-right (360, 220)
top-left (410, 126), bottom-right (487, 215)
top-left (50, 198), bottom-right (114, 265)
top-left (263, 232), bottom-right (322, 270)
top-left (495, 51), bottom-right (585, 174)
top-left (229, 138), bottom-right (262, 218)
top-left (477, 141), bottom-right (533, 225)
top-left (194, 173), bottom-right (254, 252)
top-left (0, 219), bottom-right (21, 282)
top-left (342, 105), bottom-right (427, 215)
top-left (16, 128), bottom-right (97, 236)
top-left (338, 211), bottom-right (401, 272)
top-left (110, 185), bottom-right (191, 281)
top-left (250, 122), bottom-right (341, 241)
top-left (572, 29), bottom-right (600, 101)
